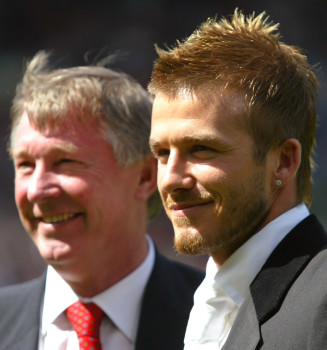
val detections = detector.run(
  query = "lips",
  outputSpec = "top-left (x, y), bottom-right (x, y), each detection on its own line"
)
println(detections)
top-left (167, 201), bottom-right (213, 211)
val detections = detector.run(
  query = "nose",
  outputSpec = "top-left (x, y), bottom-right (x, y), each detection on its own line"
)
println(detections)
top-left (158, 151), bottom-right (194, 193)
top-left (27, 164), bottom-right (61, 203)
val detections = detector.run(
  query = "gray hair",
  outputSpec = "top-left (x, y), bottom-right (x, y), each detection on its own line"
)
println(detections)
top-left (10, 51), bottom-right (162, 221)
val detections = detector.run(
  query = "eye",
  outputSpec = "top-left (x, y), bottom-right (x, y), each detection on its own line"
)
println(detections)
top-left (58, 158), bottom-right (74, 163)
top-left (55, 156), bottom-right (79, 166)
top-left (191, 145), bottom-right (217, 158)
top-left (55, 157), bottom-right (85, 171)
top-left (191, 145), bottom-right (214, 152)
top-left (18, 160), bottom-right (34, 167)
top-left (14, 159), bottom-right (35, 175)
top-left (153, 148), bottom-right (170, 163)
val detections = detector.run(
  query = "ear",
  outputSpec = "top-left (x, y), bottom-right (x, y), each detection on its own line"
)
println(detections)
top-left (135, 154), bottom-right (158, 201)
top-left (274, 138), bottom-right (301, 185)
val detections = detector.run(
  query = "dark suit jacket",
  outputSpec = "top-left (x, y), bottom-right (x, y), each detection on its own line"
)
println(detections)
top-left (0, 251), bottom-right (204, 350)
top-left (223, 215), bottom-right (327, 350)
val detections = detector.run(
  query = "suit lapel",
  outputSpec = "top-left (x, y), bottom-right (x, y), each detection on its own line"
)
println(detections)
top-left (251, 215), bottom-right (327, 324)
top-left (223, 215), bottom-right (327, 350)
top-left (222, 296), bottom-right (261, 350)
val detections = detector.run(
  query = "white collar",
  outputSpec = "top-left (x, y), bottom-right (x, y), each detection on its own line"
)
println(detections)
top-left (41, 235), bottom-right (155, 342)
top-left (207, 203), bottom-right (310, 306)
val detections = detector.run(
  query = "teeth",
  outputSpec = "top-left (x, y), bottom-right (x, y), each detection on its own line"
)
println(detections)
top-left (42, 213), bottom-right (75, 223)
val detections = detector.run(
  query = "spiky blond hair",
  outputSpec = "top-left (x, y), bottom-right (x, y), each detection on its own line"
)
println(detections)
top-left (149, 9), bottom-right (319, 206)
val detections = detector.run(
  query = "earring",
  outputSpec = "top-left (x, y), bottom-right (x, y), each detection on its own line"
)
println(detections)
top-left (275, 179), bottom-right (282, 186)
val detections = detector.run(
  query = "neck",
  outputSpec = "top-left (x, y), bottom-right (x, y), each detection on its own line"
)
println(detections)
top-left (211, 183), bottom-right (298, 267)
top-left (54, 237), bottom-right (149, 297)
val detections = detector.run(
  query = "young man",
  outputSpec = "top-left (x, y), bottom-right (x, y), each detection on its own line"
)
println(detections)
top-left (0, 51), bottom-right (204, 350)
top-left (149, 9), bottom-right (327, 349)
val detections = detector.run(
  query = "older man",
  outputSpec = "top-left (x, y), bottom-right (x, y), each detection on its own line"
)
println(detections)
top-left (0, 51), bottom-right (204, 350)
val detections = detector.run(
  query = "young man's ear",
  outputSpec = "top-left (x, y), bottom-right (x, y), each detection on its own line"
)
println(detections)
top-left (274, 138), bottom-right (301, 185)
top-left (135, 155), bottom-right (158, 201)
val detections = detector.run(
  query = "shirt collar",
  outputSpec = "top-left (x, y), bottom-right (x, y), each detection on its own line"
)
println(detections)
top-left (210, 204), bottom-right (310, 306)
top-left (41, 235), bottom-right (155, 342)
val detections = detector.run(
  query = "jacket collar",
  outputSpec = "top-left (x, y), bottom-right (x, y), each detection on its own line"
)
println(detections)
top-left (223, 215), bottom-right (327, 350)
top-left (251, 215), bottom-right (327, 323)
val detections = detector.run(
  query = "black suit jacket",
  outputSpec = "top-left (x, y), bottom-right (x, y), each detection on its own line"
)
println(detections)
top-left (0, 251), bottom-right (204, 350)
top-left (222, 215), bottom-right (327, 350)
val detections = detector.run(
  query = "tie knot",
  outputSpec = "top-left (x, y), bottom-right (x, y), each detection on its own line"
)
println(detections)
top-left (66, 301), bottom-right (105, 349)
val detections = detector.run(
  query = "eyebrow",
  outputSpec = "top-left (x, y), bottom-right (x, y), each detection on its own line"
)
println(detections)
top-left (150, 134), bottom-right (225, 149)
top-left (9, 142), bottom-right (79, 159)
top-left (182, 135), bottom-right (222, 144)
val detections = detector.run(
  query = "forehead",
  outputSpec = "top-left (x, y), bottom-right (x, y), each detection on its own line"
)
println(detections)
top-left (151, 90), bottom-right (248, 140)
top-left (152, 88), bottom-right (246, 118)
top-left (11, 111), bottom-right (105, 154)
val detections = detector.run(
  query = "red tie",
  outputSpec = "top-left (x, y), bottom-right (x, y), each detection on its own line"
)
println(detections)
top-left (66, 301), bottom-right (105, 350)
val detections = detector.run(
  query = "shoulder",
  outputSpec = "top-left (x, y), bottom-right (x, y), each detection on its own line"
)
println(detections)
top-left (0, 274), bottom-right (45, 294)
top-left (264, 248), bottom-right (327, 346)
top-left (0, 276), bottom-right (45, 349)
top-left (0, 274), bottom-right (45, 309)
top-left (252, 216), bottom-right (327, 346)
top-left (296, 246), bottom-right (327, 291)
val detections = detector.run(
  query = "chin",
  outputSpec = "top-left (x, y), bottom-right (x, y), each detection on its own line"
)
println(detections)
top-left (39, 240), bottom-right (74, 264)
top-left (173, 229), bottom-right (209, 256)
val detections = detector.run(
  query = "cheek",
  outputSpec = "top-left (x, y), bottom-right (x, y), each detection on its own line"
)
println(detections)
top-left (194, 164), bottom-right (228, 188)
top-left (156, 166), bottom-right (166, 190)
top-left (69, 176), bottom-right (118, 210)
top-left (14, 180), bottom-right (28, 209)
top-left (60, 176), bottom-right (90, 195)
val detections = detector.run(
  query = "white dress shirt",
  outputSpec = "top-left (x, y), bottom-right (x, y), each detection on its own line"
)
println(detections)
top-left (39, 235), bottom-right (155, 350)
top-left (184, 204), bottom-right (310, 350)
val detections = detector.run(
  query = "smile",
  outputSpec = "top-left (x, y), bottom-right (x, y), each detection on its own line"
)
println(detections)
top-left (168, 201), bottom-right (214, 217)
top-left (42, 213), bottom-right (77, 224)
top-left (168, 201), bottom-right (213, 211)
